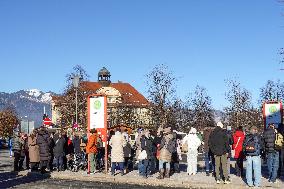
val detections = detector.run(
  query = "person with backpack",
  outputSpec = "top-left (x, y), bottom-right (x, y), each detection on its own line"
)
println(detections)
top-left (243, 126), bottom-right (263, 187)
top-left (157, 127), bottom-right (175, 179)
top-left (182, 127), bottom-right (201, 176)
top-left (263, 123), bottom-right (279, 183)
top-left (209, 122), bottom-right (231, 184)
top-left (232, 126), bottom-right (245, 177)
top-left (86, 129), bottom-right (98, 175)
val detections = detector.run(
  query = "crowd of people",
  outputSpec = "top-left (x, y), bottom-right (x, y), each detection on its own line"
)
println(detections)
top-left (10, 121), bottom-right (284, 187)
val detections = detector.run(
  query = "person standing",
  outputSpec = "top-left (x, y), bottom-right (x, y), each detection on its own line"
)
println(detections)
top-left (37, 127), bottom-right (50, 174)
top-left (243, 126), bottom-right (263, 187)
top-left (86, 129), bottom-right (98, 175)
top-left (183, 127), bottom-right (201, 175)
top-left (109, 128), bottom-right (126, 176)
top-left (263, 123), bottom-right (279, 183)
top-left (28, 131), bottom-right (40, 172)
top-left (209, 122), bottom-right (231, 184)
top-left (53, 132), bottom-right (66, 172)
top-left (203, 127), bottom-right (215, 176)
top-left (12, 131), bottom-right (24, 172)
top-left (157, 127), bottom-right (175, 179)
top-left (140, 129), bottom-right (154, 178)
top-left (123, 131), bottom-right (132, 174)
top-left (232, 126), bottom-right (245, 177)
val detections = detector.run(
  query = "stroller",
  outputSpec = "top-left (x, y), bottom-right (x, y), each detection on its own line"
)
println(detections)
top-left (67, 152), bottom-right (87, 172)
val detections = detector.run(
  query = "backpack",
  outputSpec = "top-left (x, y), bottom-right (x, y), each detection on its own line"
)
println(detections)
top-left (244, 135), bottom-right (260, 156)
top-left (275, 133), bottom-right (284, 150)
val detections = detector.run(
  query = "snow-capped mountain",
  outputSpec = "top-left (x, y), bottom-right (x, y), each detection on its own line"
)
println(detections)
top-left (21, 89), bottom-right (53, 103)
top-left (0, 89), bottom-right (57, 126)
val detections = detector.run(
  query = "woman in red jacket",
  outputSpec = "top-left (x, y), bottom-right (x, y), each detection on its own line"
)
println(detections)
top-left (232, 126), bottom-right (245, 177)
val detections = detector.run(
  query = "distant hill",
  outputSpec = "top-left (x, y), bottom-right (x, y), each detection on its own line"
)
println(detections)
top-left (0, 89), bottom-right (56, 127)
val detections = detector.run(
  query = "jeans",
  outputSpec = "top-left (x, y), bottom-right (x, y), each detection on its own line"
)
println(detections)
top-left (141, 159), bottom-right (150, 177)
top-left (187, 149), bottom-right (198, 174)
top-left (267, 151), bottom-right (279, 182)
top-left (159, 160), bottom-right (170, 170)
top-left (138, 160), bottom-right (144, 175)
top-left (111, 162), bottom-right (124, 174)
top-left (214, 154), bottom-right (228, 180)
top-left (88, 153), bottom-right (97, 173)
top-left (205, 151), bottom-right (215, 173)
top-left (55, 155), bottom-right (63, 170)
top-left (246, 156), bottom-right (261, 187)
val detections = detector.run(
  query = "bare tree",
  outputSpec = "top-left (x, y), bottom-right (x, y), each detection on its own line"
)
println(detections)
top-left (189, 85), bottom-right (215, 131)
top-left (224, 79), bottom-right (261, 130)
top-left (56, 65), bottom-right (91, 129)
top-left (259, 80), bottom-right (284, 103)
top-left (146, 64), bottom-right (176, 129)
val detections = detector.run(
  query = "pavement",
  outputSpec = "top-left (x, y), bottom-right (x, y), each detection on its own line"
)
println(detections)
top-left (1, 149), bottom-right (284, 189)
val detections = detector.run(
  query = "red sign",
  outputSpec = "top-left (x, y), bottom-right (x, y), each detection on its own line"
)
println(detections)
top-left (43, 117), bottom-right (52, 126)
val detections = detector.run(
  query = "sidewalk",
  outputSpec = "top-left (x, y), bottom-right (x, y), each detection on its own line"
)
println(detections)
top-left (1, 149), bottom-right (283, 189)
top-left (16, 167), bottom-right (283, 189)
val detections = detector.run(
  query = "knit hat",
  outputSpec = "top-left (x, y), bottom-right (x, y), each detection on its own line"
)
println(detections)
top-left (216, 121), bottom-right (224, 128)
top-left (189, 127), bottom-right (197, 134)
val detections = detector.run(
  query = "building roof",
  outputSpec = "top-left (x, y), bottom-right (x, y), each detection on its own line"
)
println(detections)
top-left (81, 81), bottom-right (150, 106)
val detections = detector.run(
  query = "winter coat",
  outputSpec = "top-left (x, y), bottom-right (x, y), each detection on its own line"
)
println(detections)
top-left (243, 133), bottom-right (263, 156)
top-left (209, 127), bottom-right (230, 156)
top-left (232, 130), bottom-right (245, 159)
top-left (203, 127), bottom-right (213, 153)
top-left (72, 136), bottom-right (81, 154)
top-left (263, 128), bottom-right (276, 153)
top-left (141, 135), bottom-right (154, 159)
top-left (109, 132), bottom-right (126, 163)
top-left (12, 134), bottom-right (24, 152)
top-left (53, 135), bottom-right (66, 157)
top-left (86, 134), bottom-right (98, 154)
top-left (37, 132), bottom-right (50, 161)
top-left (28, 136), bottom-right (40, 163)
top-left (159, 133), bottom-right (174, 162)
top-left (183, 133), bottom-right (201, 152)
top-left (123, 142), bottom-right (132, 158)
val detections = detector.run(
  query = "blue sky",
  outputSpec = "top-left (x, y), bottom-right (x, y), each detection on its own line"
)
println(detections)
top-left (0, 0), bottom-right (284, 109)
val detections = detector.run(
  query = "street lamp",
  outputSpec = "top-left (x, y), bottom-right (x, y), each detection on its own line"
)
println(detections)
top-left (72, 74), bottom-right (81, 125)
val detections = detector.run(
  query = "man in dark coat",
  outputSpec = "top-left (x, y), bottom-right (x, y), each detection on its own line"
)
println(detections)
top-left (209, 122), bottom-right (230, 184)
top-left (140, 129), bottom-right (154, 178)
top-left (203, 127), bottom-right (215, 176)
top-left (37, 127), bottom-right (50, 174)
top-left (263, 123), bottom-right (279, 183)
top-left (53, 132), bottom-right (66, 171)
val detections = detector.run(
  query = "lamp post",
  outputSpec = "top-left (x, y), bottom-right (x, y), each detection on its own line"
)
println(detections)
top-left (72, 74), bottom-right (80, 125)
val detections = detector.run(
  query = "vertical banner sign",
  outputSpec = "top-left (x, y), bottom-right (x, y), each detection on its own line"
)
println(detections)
top-left (263, 101), bottom-right (283, 129)
top-left (88, 95), bottom-right (108, 173)
top-left (89, 96), bottom-right (105, 129)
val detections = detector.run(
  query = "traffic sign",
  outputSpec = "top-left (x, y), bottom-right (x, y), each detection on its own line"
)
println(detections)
top-left (43, 117), bottom-right (52, 126)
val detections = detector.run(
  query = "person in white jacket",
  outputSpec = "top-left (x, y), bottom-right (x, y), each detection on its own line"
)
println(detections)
top-left (182, 127), bottom-right (201, 175)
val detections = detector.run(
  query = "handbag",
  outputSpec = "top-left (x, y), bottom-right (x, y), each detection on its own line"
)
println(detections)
top-left (231, 137), bottom-right (240, 158)
top-left (138, 150), bottom-right (147, 160)
top-left (181, 141), bottom-right (188, 153)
